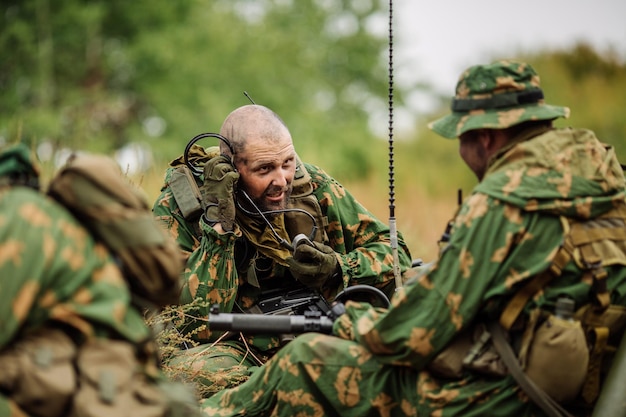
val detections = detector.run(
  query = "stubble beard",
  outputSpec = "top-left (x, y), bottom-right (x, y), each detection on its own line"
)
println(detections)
top-left (257, 185), bottom-right (292, 218)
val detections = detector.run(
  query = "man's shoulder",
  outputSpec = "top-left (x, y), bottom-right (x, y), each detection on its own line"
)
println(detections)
top-left (1, 186), bottom-right (88, 235)
top-left (303, 162), bottom-right (338, 186)
top-left (2, 186), bottom-right (69, 215)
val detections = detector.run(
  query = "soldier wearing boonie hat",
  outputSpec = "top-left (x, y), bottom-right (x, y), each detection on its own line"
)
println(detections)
top-left (429, 60), bottom-right (570, 138)
top-left (199, 60), bottom-right (626, 417)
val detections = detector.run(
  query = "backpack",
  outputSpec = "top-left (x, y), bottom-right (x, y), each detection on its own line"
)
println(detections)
top-left (47, 152), bottom-right (182, 308)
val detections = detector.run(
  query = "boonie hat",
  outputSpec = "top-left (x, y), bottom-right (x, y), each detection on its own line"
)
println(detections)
top-left (428, 60), bottom-right (570, 139)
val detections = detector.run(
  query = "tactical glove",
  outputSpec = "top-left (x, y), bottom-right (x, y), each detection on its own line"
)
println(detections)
top-left (201, 155), bottom-right (239, 232)
top-left (286, 241), bottom-right (340, 289)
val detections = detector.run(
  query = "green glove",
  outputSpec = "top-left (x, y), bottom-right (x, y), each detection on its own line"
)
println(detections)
top-left (286, 241), bottom-right (340, 289)
top-left (201, 155), bottom-right (239, 231)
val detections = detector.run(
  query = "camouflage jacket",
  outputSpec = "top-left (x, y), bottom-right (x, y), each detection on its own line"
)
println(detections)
top-left (333, 126), bottom-right (626, 416)
top-left (153, 159), bottom-right (412, 347)
top-left (0, 185), bottom-right (156, 415)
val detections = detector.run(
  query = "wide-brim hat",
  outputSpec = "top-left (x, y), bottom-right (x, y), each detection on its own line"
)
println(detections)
top-left (428, 60), bottom-right (570, 139)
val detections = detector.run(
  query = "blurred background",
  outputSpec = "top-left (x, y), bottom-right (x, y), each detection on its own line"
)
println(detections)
top-left (2, 0), bottom-right (625, 262)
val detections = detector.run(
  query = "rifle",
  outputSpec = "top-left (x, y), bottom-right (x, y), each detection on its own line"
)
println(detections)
top-left (208, 284), bottom-right (390, 335)
top-left (208, 304), bottom-right (343, 334)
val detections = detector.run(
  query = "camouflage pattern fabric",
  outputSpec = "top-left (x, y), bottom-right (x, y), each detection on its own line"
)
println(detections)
top-left (200, 127), bottom-right (626, 416)
top-left (428, 60), bottom-right (570, 139)
top-left (152, 158), bottom-right (412, 397)
top-left (0, 185), bottom-right (159, 415)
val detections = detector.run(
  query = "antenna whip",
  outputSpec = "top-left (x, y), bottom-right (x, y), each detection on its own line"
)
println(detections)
top-left (387, 0), bottom-right (403, 289)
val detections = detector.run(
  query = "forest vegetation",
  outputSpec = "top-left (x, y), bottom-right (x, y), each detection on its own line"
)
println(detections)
top-left (2, 0), bottom-right (625, 262)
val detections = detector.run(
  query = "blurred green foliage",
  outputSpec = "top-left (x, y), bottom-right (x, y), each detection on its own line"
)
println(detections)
top-left (1, 0), bottom-right (624, 196)
top-left (392, 44), bottom-right (626, 200)
top-left (1, 0), bottom-right (398, 181)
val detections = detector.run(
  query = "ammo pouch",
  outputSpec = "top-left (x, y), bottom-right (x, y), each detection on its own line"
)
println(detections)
top-left (428, 323), bottom-right (506, 379)
top-left (428, 313), bottom-right (588, 404)
top-left (0, 328), bottom-right (77, 417)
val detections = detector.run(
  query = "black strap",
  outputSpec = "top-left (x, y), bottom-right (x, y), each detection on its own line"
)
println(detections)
top-left (487, 321), bottom-right (574, 417)
top-left (452, 89), bottom-right (544, 111)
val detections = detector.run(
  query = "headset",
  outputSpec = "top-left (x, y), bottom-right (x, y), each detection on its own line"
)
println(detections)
top-left (182, 130), bottom-right (317, 252)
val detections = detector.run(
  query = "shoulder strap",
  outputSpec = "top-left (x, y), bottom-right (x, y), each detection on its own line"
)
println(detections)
top-left (500, 206), bottom-right (626, 330)
top-left (285, 159), bottom-right (329, 245)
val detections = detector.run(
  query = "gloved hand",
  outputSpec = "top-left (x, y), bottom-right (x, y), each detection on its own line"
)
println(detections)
top-left (201, 155), bottom-right (239, 232)
top-left (286, 241), bottom-right (340, 289)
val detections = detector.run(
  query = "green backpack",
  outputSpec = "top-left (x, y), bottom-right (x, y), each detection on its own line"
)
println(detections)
top-left (46, 151), bottom-right (182, 308)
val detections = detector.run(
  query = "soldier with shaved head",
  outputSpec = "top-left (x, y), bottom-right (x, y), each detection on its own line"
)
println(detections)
top-left (152, 104), bottom-right (412, 398)
top-left (200, 61), bottom-right (626, 416)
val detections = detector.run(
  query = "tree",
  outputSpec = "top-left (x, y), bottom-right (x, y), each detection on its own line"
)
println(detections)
top-left (1, 0), bottom-right (400, 180)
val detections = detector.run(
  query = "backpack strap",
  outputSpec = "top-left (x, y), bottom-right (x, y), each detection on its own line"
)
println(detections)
top-left (498, 203), bottom-right (626, 408)
top-left (499, 238), bottom-right (572, 331)
top-left (500, 206), bottom-right (626, 331)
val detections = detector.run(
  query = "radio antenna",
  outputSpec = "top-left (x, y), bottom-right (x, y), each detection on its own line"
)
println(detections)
top-left (387, 0), bottom-right (403, 289)
top-left (243, 91), bottom-right (256, 104)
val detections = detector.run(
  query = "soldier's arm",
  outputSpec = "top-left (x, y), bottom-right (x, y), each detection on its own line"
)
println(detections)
top-left (310, 165), bottom-right (412, 291)
top-left (333, 195), bottom-right (560, 369)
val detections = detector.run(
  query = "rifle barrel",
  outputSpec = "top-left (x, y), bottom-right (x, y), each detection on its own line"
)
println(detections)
top-left (209, 312), bottom-right (334, 334)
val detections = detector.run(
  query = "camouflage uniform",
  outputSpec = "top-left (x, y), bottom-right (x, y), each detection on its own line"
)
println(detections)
top-left (153, 150), bottom-right (412, 396)
top-left (201, 61), bottom-right (626, 416)
top-left (0, 144), bottom-right (197, 416)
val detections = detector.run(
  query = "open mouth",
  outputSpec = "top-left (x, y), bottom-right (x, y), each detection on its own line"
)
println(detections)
top-left (265, 191), bottom-right (284, 202)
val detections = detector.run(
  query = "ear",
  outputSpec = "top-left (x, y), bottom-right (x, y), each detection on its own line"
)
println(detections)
top-left (475, 129), bottom-right (493, 150)
top-left (479, 130), bottom-right (505, 155)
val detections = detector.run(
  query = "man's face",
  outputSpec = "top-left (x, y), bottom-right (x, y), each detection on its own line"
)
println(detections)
top-left (458, 130), bottom-right (489, 181)
top-left (234, 135), bottom-right (297, 213)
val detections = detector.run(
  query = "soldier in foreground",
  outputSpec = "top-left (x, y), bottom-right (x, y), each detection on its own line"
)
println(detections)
top-left (152, 104), bottom-right (412, 397)
top-left (0, 143), bottom-right (200, 417)
top-left (201, 60), bottom-right (626, 416)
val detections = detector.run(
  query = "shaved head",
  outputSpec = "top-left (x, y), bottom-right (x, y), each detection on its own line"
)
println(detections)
top-left (218, 104), bottom-right (297, 213)
top-left (219, 105), bottom-right (292, 162)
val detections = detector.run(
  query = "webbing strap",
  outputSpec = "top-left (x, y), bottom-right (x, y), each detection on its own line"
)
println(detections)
top-left (570, 215), bottom-right (626, 308)
top-left (500, 236), bottom-right (574, 331)
top-left (500, 271), bottom-right (555, 331)
top-left (581, 327), bottom-right (609, 404)
top-left (500, 209), bottom-right (625, 330)
top-left (570, 222), bottom-right (626, 244)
